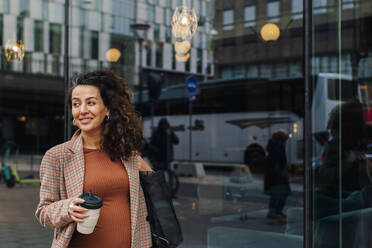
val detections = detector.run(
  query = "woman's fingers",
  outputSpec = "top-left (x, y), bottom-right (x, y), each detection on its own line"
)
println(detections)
top-left (68, 198), bottom-right (89, 222)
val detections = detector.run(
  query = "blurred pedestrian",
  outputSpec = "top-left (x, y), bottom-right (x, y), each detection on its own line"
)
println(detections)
top-left (35, 70), bottom-right (152, 248)
top-left (150, 118), bottom-right (179, 171)
top-left (264, 130), bottom-right (291, 221)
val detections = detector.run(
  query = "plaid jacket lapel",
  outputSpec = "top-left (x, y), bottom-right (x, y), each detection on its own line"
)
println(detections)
top-left (122, 156), bottom-right (139, 245)
top-left (64, 132), bottom-right (85, 197)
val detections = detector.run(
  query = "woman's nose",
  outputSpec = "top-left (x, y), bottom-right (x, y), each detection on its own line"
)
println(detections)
top-left (80, 104), bottom-right (88, 114)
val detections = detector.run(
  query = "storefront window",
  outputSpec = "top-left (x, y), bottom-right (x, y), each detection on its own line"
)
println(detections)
top-left (312, 1), bottom-right (372, 247)
top-left (11, 0), bottom-right (372, 247)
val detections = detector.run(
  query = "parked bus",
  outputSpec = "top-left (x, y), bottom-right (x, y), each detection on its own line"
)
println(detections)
top-left (136, 73), bottom-right (360, 170)
top-left (136, 77), bottom-right (304, 170)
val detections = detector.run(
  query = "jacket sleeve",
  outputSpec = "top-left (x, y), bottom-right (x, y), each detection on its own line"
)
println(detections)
top-left (35, 148), bottom-right (74, 228)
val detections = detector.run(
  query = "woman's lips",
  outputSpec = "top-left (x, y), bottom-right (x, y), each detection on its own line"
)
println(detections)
top-left (79, 118), bottom-right (93, 124)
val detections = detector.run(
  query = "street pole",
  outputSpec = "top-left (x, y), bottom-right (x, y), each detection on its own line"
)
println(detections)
top-left (189, 99), bottom-right (192, 162)
top-left (138, 38), bottom-right (144, 114)
top-left (64, 0), bottom-right (71, 141)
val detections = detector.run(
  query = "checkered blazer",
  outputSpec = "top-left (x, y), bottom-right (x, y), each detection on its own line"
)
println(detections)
top-left (35, 132), bottom-right (152, 248)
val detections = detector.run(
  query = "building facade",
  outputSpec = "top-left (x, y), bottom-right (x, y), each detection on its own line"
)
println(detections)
top-left (1, 0), bottom-right (372, 247)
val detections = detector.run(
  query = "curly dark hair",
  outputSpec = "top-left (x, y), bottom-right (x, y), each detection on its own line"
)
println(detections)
top-left (67, 70), bottom-right (144, 161)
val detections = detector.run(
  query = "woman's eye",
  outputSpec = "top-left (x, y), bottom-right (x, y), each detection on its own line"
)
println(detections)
top-left (72, 102), bottom-right (80, 107)
top-left (88, 101), bottom-right (96, 105)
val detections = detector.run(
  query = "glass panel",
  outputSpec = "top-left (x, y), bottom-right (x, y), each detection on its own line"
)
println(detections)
top-left (0, 14), bottom-right (2, 46)
top-left (34, 20), bottom-right (43, 52)
top-left (223, 9), bottom-right (234, 30)
top-left (291, 0), bottom-right (303, 20)
top-left (0, 0), bottom-right (310, 247)
top-left (137, 1), bottom-right (304, 247)
top-left (312, 1), bottom-right (372, 247)
top-left (244, 5), bottom-right (256, 27)
top-left (49, 23), bottom-right (62, 55)
top-left (267, 1), bottom-right (280, 23)
top-left (155, 44), bottom-right (163, 68)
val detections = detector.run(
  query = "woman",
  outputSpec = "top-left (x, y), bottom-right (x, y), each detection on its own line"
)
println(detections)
top-left (35, 70), bottom-right (152, 248)
top-left (264, 130), bottom-right (291, 221)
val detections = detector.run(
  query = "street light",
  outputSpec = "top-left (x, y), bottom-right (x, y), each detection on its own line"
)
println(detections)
top-left (130, 23), bottom-right (150, 112)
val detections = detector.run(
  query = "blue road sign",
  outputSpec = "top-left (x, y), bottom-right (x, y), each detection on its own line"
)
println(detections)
top-left (186, 76), bottom-right (198, 101)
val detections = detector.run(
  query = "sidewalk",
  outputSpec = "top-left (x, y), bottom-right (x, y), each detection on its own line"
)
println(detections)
top-left (0, 184), bottom-right (53, 248)
top-left (0, 167), bottom-right (304, 248)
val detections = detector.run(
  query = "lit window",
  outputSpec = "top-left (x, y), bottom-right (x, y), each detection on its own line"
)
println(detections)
top-left (313, 0), bottom-right (328, 14)
top-left (267, 1), bottom-right (279, 23)
top-left (291, 0), bottom-right (303, 19)
top-left (342, 0), bottom-right (354, 9)
top-left (223, 9), bottom-right (234, 30)
top-left (244, 6), bottom-right (256, 27)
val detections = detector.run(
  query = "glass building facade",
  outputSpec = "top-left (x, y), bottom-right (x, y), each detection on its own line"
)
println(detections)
top-left (1, 0), bottom-right (372, 247)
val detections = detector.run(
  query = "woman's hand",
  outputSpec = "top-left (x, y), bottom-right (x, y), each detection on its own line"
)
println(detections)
top-left (68, 198), bottom-right (89, 223)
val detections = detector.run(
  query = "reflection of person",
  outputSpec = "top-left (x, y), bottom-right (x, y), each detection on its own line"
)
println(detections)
top-left (314, 102), bottom-right (372, 248)
top-left (35, 70), bottom-right (152, 248)
top-left (317, 102), bottom-right (372, 215)
top-left (150, 118), bottom-right (179, 171)
top-left (264, 130), bottom-right (291, 221)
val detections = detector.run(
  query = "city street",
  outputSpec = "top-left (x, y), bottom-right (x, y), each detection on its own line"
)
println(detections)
top-left (0, 169), bottom-right (303, 248)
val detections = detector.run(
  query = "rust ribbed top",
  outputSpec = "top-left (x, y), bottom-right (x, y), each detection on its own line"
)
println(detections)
top-left (69, 148), bottom-right (131, 248)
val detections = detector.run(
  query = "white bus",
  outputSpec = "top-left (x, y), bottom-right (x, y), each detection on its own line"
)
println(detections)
top-left (136, 74), bottom-right (364, 170)
top-left (136, 77), bottom-right (305, 170)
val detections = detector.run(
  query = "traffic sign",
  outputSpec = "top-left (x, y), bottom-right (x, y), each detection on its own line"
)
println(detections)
top-left (186, 76), bottom-right (198, 101)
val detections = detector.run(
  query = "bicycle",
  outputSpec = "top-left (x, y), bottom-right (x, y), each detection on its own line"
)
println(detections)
top-left (0, 142), bottom-right (40, 188)
top-left (0, 145), bottom-right (16, 188)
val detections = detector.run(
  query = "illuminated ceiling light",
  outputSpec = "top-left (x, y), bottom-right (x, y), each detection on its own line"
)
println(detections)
top-left (174, 40), bottom-right (191, 54)
top-left (260, 23), bottom-right (280, 41)
top-left (4, 40), bottom-right (25, 61)
top-left (17, 116), bottom-right (26, 122)
top-left (172, 2), bottom-right (198, 40)
top-left (175, 52), bottom-right (190, 62)
top-left (105, 48), bottom-right (121, 62)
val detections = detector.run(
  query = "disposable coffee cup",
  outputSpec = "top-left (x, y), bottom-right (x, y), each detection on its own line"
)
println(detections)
top-left (77, 191), bottom-right (103, 234)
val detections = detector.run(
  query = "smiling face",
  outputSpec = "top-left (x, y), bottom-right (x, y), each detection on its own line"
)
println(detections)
top-left (71, 85), bottom-right (109, 136)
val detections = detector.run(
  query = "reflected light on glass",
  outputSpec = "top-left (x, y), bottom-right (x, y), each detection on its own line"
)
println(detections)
top-left (175, 52), bottom-right (190, 62)
top-left (260, 23), bottom-right (280, 41)
top-left (4, 40), bottom-right (25, 61)
top-left (172, 6), bottom-right (198, 40)
top-left (17, 116), bottom-right (26, 122)
top-left (293, 123), bottom-right (298, 133)
top-left (105, 48), bottom-right (121, 62)
top-left (174, 40), bottom-right (191, 54)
